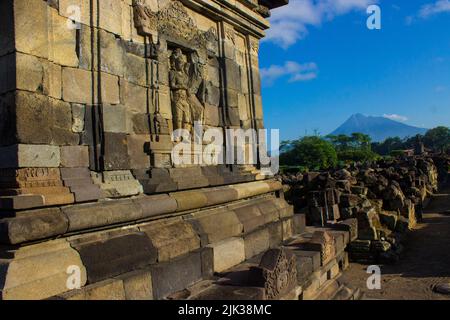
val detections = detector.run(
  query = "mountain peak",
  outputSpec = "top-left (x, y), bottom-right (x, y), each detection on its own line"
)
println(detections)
top-left (331, 114), bottom-right (427, 142)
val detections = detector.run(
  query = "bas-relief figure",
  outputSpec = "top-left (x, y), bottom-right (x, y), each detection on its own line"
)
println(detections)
top-left (169, 49), bottom-right (207, 132)
top-left (133, 0), bottom-right (217, 136)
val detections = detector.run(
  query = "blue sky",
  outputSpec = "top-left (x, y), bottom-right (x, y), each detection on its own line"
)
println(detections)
top-left (259, 0), bottom-right (450, 141)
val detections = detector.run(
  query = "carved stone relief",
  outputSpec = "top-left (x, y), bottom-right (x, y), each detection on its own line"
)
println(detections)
top-left (255, 248), bottom-right (297, 300)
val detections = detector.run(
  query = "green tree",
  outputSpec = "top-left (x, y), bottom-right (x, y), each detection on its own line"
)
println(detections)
top-left (280, 136), bottom-right (337, 170)
top-left (424, 126), bottom-right (450, 153)
top-left (372, 136), bottom-right (404, 155)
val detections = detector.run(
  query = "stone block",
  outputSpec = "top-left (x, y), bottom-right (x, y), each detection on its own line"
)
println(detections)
top-left (292, 251), bottom-right (314, 285)
top-left (267, 221), bottom-right (283, 248)
top-left (124, 53), bottom-right (147, 86)
top-left (13, 0), bottom-right (48, 59)
top-left (292, 250), bottom-right (321, 272)
top-left (48, 7), bottom-right (79, 67)
top-left (103, 133), bottom-right (130, 170)
top-left (98, 29), bottom-right (125, 76)
top-left (72, 232), bottom-right (157, 284)
top-left (93, 170), bottom-right (143, 197)
top-left (244, 228), bottom-right (270, 260)
top-left (15, 91), bottom-right (53, 144)
top-left (251, 248), bottom-right (297, 300)
top-left (0, 208), bottom-right (68, 245)
top-left (121, 269), bottom-right (153, 300)
top-left (0, 144), bottom-right (61, 168)
top-left (127, 134), bottom-right (151, 169)
top-left (234, 204), bottom-right (265, 233)
top-left (60, 146), bottom-right (90, 168)
top-left (132, 194), bottom-right (178, 219)
top-left (69, 184), bottom-right (103, 203)
top-left (207, 237), bottom-right (245, 273)
top-left (0, 195), bottom-right (45, 211)
top-left (51, 98), bottom-right (80, 145)
top-left (103, 105), bottom-right (131, 133)
top-left (0, 239), bottom-right (87, 300)
top-left (62, 68), bottom-right (120, 105)
top-left (150, 250), bottom-right (205, 300)
top-left (224, 59), bottom-right (241, 91)
top-left (188, 208), bottom-right (243, 244)
top-left (296, 231), bottom-right (336, 266)
top-left (63, 198), bottom-right (143, 232)
top-left (170, 190), bottom-right (208, 212)
top-left (293, 214), bottom-right (306, 235)
top-left (140, 218), bottom-right (201, 262)
top-left (43, 62), bottom-right (62, 99)
top-left (131, 113), bottom-right (151, 134)
top-left (120, 79), bottom-right (149, 114)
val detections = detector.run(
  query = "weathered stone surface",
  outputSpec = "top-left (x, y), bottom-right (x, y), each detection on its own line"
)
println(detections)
top-left (92, 170), bottom-right (143, 197)
top-left (103, 105), bottom-right (131, 133)
top-left (208, 237), bottom-right (246, 273)
top-left (0, 144), bottom-right (60, 168)
top-left (188, 208), bottom-right (243, 244)
top-left (132, 194), bottom-right (178, 218)
top-left (13, 0), bottom-right (48, 59)
top-left (0, 195), bottom-right (45, 210)
top-left (171, 190), bottom-right (208, 212)
top-left (267, 221), bottom-right (283, 248)
top-left (48, 7), bottom-right (79, 67)
top-left (121, 269), bottom-right (153, 300)
top-left (150, 249), bottom-right (205, 300)
top-left (0, 208), bottom-right (68, 245)
top-left (0, 239), bottom-right (87, 300)
top-left (60, 146), bottom-right (90, 168)
top-left (103, 133), bottom-right (131, 170)
top-left (127, 134), bottom-right (151, 169)
top-left (72, 232), bottom-right (157, 284)
top-left (296, 231), bottom-right (336, 266)
top-left (63, 199), bottom-right (143, 232)
top-left (56, 278), bottom-right (127, 300)
top-left (62, 68), bottom-right (120, 105)
top-left (140, 218), bottom-right (200, 262)
top-left (120, 79), bottom-right (149, 114)
top-left (244, 228), bottom-right (270, 259)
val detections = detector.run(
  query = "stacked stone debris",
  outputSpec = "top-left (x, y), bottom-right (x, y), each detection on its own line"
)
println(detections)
top-left (432, 154), bottom-right (450, 188)
top-left (282, 155), bottom-right (439, 263)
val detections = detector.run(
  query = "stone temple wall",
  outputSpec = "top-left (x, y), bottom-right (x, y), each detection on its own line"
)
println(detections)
top-left (0, 0), bottom-right (308, 300)
top-left (0, 0), bottom-right (278, 207)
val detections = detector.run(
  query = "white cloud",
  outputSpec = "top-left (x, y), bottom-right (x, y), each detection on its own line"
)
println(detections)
top-left (383, 114), bottom-right (409, 122)
top-left (260, 61), bottom-right (318, 85)
top-left (265, 0), bottom-right (377, 48)
top-left (435, 85), bottom-right (446, 92)
top-left (419, 0), bottom-right (450, 18)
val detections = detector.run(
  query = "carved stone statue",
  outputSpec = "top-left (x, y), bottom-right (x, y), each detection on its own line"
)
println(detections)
top-left (169, 48), bottom-right (207, 132)
top-left (170, 49), bottom-right (191, 131)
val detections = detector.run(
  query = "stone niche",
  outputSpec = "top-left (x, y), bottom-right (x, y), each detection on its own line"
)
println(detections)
top-left (0, 0), bottom-right (291, 300)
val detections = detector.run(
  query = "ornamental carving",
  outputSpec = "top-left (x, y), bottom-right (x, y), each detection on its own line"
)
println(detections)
top-left (133, 0), bottom-right (218, 50)
top-left (257, 249), bottom-right (297, 300)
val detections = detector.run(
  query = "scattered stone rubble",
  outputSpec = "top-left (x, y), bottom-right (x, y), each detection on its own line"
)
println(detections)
top-left (282, 155), bottom-right (446, 264)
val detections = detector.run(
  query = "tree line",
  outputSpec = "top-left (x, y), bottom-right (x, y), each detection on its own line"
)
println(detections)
top-left (280, 126), bottom-right (450, 172)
